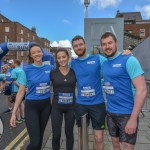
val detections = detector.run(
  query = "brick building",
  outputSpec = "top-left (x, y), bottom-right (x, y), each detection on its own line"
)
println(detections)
top-left (0, 14), bottom-right (50, 62)
top-left (116, 10), bottom-right (150, 39)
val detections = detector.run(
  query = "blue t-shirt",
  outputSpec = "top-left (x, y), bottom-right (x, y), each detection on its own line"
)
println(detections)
top-left (71, 54), bottom-right (106, 105)
top-left (18, 64), bottom-right (52, 100)
top-left (0, 74), bottom-right (5, 81)
top-left (11, 67), bottom-right (24, 92)
top-left (102, 52), bottom-right (144, 114)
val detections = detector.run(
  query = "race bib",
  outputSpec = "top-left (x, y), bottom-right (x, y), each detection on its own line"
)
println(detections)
top-left (103, 82), bottom-right (114, 95)
top-left (58, 92), bottom-right (73, 104)
top-left (36, 83), bottom-right (50, 95)
top-left (81, 86), bottom-right (95, 97)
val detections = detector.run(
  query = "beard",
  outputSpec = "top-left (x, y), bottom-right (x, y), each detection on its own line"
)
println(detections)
top-left (104, 46), bottom-right (117, 58)
top-left (75, 48), bottom-right (86, 57)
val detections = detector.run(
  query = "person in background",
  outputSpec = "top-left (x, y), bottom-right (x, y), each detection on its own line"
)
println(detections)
top-left (11, 59), bottom-right (25, 123)
top-left (10, 43), bottom-right (52, 150)
top-left (0, 64), bottom-right (8, 93)
top-left (3, 60), bottom-right (14, 114)
top-left (51, 48), bottom-right (76, 150)
top-left (101, 32), bottom-right (147, 150)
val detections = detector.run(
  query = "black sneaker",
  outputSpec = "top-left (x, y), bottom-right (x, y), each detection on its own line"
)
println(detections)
top-left (3, 109), bottom-right (12, 114)
top-left (21, 117), bottom-right (25, 122)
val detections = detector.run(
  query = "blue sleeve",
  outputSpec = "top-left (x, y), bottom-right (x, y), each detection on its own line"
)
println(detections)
top-left (0, 74), bottom-right (6, 80)
top-left (99, 55), bottom-right (107, 67)
top-left (126, 56), bottom-right (144, 79)
top-left (11, 69), bottom-right (17, 79)
top-left (17, 70), bottom-right (27, 86)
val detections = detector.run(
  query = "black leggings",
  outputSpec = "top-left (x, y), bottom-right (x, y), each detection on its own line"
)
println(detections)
top-left (25, 98), bottom-right (51, 150)
top-left (51, 105), bottom-right (75, 150)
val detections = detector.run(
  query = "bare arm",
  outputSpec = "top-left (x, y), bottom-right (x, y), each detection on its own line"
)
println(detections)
top-left (10, 85), bottom-right (25, 127)
top-left (125, 75), bottom-right (147, 134)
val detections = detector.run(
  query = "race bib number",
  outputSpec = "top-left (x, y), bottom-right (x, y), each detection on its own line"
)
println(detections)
top-left (36, 83), bottom-right (50, 94)
top-left (81, 86), bottom-right (95, 97)
top-left (103, 82), bottom-right (114, 95)
top-left (58, 93), bottom-right (73, 104)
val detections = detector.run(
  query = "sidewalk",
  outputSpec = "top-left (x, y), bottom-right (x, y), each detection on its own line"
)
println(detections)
top-left (43, 98), bottom-right (150, 150)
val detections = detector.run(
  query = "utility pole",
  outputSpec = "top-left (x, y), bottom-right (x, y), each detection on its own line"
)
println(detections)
top-left (84, 0), bottom-right (90, 18)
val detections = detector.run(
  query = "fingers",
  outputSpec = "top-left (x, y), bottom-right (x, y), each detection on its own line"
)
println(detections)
top-left (10, 117), bottom-right (16, 128)
top-left (125, 127), bottom-right (136, 135)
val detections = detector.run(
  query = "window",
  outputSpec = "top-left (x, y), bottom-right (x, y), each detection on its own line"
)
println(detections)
top-left (20, 29), bottom-right (23, 34)
top-left (27, 33), bottom-right (30, 37)
top-left (5, 36), bottom-right (9, 42)
top-left (5, 27), bottom-right (9, 32)
top-left (21, 38), bottom-right (23, 42)
top-left (33, 36), bottom-right (35, 40)
top-left (140, 29), bottom-right (145, 36)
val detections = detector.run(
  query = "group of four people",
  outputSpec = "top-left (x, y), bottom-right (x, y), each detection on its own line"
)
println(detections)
top-left (10, 32), bottom-right (147, 150)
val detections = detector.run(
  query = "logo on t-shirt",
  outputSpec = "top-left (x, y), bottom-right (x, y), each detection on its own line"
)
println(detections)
top-left (112, 64), bottom-right (121, 67)
top-left (87, 61), bottom-right (95, 64)
top-left (45, 70), bottom-right (50, 74)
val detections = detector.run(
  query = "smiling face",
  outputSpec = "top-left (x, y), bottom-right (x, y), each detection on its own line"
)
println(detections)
top-left (101, 35), bottom-right (118, 58)
top-left (30, 46), bottom-right (43, 63)
top-left (56, 51), bottom-right (69, 67)
top-left (72, 39), bottom-right (86, 58)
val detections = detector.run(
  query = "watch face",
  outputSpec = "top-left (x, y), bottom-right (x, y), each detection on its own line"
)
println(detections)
top-left (0, 117), bottom-right (4, 140)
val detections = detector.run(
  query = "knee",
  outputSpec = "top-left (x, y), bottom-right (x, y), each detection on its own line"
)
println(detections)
top-left (112, 139), bottom-right (120, 148)
top-left (53, 133), bottom-right (61, 140)
top-left (94, 135), bottom-right (104, 144)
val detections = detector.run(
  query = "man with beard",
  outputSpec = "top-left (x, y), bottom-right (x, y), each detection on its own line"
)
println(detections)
top-left (71, 35), bottom-right (106, 150)
top-left (101, 32), bottom-right (147, 150)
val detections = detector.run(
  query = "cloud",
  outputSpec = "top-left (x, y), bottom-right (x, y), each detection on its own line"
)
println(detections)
top-left (79, 0), bottom-right (122, 9)
top-left (51, 40), bottom-right (71, 47)
top-left (63, 19), bottom-right (71, 24)
top-left (135, 5), bottom-right (150, 19)
top-left (50, 40), bottom-right (77, 58)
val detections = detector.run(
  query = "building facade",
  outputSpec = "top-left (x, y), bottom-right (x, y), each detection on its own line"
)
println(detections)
top-left (0, 14), bottom-right (50, 62)
top-left (116, 11), bottom-right (150, 39)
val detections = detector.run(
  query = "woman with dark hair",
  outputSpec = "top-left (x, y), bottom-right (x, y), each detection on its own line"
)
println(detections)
top-left (10, 43), bottom-right (52, 150)
top-left (51, 48), bottom-right (76, 150)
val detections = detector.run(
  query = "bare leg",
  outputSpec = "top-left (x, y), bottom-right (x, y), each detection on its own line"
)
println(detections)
top-left (111, 137), bottom-right (121, 150)
top-left (93, 130), bottom-right (104, 150)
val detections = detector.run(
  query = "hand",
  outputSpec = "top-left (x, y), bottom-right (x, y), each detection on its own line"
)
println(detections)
top-left (122, 49), bottom-right (133, 55)
top-left (10, 113), bottom-right (16, 128)
top-left (125, 118), bottom-right (137, 135)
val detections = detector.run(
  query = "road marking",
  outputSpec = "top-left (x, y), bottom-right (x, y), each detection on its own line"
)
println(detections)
top-left (4, 128), bottom-right (27, 150)
top-left (15, 134), bottom-right (29, 149)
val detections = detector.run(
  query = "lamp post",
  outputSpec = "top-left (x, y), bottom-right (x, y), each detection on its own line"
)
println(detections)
top-left (84, 0), bottom-right (90, 18)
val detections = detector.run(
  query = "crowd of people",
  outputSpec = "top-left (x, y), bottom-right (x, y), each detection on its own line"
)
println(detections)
top-left (0, 32), bottom-right (147, 150)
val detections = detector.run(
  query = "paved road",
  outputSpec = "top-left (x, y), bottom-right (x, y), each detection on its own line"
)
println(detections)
top-left (0, 93), bottom-right (50, 150)
top-left (0, 94), bottom-right (27, 150)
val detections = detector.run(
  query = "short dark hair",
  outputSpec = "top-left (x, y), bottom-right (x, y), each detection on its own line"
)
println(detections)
top-left (29, 43), bottom-right (43, 64)
top-left (14, 59), bottom-right (21, 66)
top-left (100, 32), bottom-right (117, 44)
top-left (71, 35), bottom-right (85, 45)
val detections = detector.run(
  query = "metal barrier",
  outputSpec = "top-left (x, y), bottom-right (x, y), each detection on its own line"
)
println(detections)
top-left (80, 113), bottom-right (88, 150)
